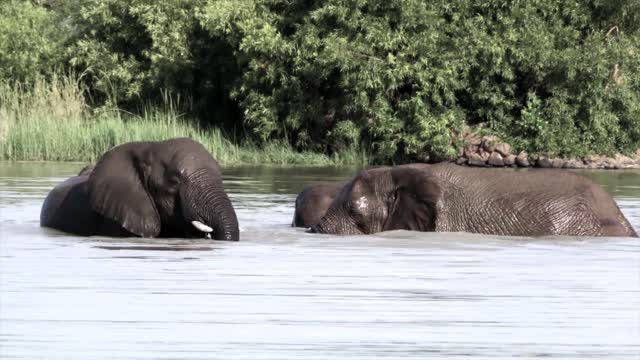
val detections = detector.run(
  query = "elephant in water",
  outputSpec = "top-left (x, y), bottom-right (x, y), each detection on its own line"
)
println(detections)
top-left (311, 163), bottom-right (638, 238)
top-left (40, 138), bottom-right (239, 240)
top-left (292, 182), bottom-right (345, 228)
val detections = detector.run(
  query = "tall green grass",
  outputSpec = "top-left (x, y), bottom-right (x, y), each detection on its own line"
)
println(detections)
top-left (0, 76), bottom-right (369, 166)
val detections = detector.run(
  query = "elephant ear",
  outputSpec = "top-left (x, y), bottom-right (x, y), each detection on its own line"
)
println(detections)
top-left (87, 142), bottom-right (160, 237)
top-left (385, 166), bottom-right (441, 232)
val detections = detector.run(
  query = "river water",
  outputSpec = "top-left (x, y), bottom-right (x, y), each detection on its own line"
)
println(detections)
top-left (0, 162), bottom-right (638, 359)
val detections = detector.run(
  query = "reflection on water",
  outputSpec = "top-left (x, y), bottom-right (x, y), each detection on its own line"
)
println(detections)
top-left (0, 162), bottom-right (639, 359)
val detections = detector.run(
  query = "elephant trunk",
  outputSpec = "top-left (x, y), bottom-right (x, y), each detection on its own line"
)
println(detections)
top-left (310, 211), bottom-right (363, 235)
top-left (182, 171), bottom-right (239, 241)
top-left (308, 222), bottom-right (327, 234)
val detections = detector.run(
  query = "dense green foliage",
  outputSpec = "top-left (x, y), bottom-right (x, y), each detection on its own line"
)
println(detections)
top-left (0, 0), bottom-right (65, 84)
top-left (1, 0), bottom-right (639, 162)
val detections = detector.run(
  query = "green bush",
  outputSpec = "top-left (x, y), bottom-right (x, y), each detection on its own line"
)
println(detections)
top-left (65, 0), bottom-right (197, 103)
top-left (199, 0), bottom-right (467, 162)
top-left (454, 1), bottom-right (640, 157)
top-left (199, 0), bottom-right (639, 161)
top-left (0, 0), bottom-right (66, 83)
top-left (65, 0), bottom-right (240, 128)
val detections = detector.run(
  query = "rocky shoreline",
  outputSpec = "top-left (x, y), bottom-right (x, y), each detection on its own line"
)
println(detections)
top-left (457, 134), bottom-right (640, 170)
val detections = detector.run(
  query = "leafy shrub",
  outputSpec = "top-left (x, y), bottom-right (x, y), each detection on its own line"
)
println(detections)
top-left (0, 0), bottom-right (65, 83)
top-left (199, 0), bottom-right (469, 162)
top-left (65, 0), bottom-right (241, 128)
top-left (455, 1), bottom-right (640, 157)
top-left (199, 0), bottom-right (639, 161)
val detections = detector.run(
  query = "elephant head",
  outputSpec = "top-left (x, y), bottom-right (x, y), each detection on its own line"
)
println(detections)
top-left (311, 164), bottom-right (440, 235)
top-left (87, 138), bottom-right (239, 240)
top-left (292, 182), bottom-right (345, 228)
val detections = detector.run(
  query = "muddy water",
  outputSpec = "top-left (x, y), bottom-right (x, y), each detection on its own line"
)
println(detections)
top-left (0, 163), bottom-right (638, 359)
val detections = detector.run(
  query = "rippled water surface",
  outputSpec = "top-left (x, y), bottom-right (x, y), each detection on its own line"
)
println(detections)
top-left (1, 163), bottom-right (639, 359)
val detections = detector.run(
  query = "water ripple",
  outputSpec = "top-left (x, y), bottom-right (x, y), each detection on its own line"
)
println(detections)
top-left (0, 164), bottom-right (639, 359)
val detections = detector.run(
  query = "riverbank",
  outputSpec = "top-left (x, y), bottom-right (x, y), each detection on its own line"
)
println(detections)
top-left (2, 78), bottom-right (638, 169)
top-left (3, 111), bottom-right (638, 169)
top-left (457, 133), bottom-right (640, 170)
top-left (0, 78), bottom-right (367, 166)
top-left (0, 113), bottom-right (367, 166)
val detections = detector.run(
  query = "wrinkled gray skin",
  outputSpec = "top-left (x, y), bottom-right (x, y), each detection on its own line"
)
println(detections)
top-left (292, 182), bottom-right (345, 228)
top-left (311, 163), bottom-right (638, 237)
top-left (41, 138), bottom-right (239, 241)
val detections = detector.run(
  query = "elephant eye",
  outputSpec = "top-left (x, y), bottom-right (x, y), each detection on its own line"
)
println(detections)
top-left (347, 203), bottom-right (359, 218)
top-left (348, 202), bottom-right (366, 225)
top-left (389, 191), bottom-right (398, 205)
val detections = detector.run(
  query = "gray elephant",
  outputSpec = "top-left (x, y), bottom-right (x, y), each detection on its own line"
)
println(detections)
top-left (292, 182), bottom-right (345, 228)
top-left (77, 163), bottom-right (95, 176)
top-left (40, 138), bottom-right (239, 240)
top-left (311, 163), bottom-right (638, 237)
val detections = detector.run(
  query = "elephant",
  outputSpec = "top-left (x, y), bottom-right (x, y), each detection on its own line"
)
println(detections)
top-left (40, 138), bottom-right (239, 240)
top-left (310, 163), bottom-right (638, 238)
top-left (77, 163), bottom-right (94, 176)
top-left (292, 182), bottom-right (345, 228)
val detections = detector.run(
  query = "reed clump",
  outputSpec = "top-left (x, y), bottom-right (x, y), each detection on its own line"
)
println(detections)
top-left (0, 76), bottom-right (368, 166)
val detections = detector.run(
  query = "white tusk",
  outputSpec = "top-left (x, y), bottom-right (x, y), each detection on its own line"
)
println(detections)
top-left (191, 220), bottom-right (213, 233)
